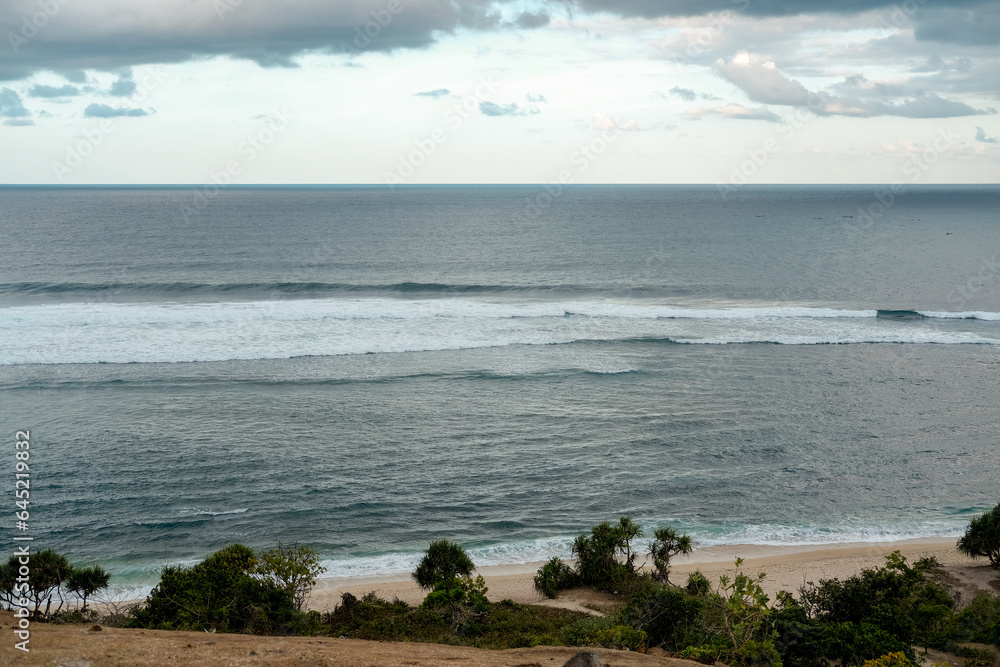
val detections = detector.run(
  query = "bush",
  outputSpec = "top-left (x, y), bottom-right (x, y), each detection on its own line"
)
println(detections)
top-left (648, 526), bottom-right (693, 585)
top-left (572, 516), bottom-right (643, 590)
top-left (412, 540), bottom-right (475, 590)
top-left (559, 614), bottom-right (647, 650)
top-left (618, 584), bottom-right (706, 649)
top-left (129, 544), bottom-right (297, 634)
top-left (959, 502), bottom-right (1000, 569)
top-left (254, 542), bottom-right (324, 611)
top-left (533, 558), bottom-right (578, 599)
top-left (950, 590), bottom-right (1000, 647)
top-left (861, 652), bottom-right (917, 667)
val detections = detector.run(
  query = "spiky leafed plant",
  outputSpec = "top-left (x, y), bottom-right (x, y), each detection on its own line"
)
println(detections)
top-left (412, 539), bottom-right (475, 590)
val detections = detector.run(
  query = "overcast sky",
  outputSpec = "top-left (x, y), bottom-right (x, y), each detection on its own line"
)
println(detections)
top-left (1, 0), bottom-right (998, 184)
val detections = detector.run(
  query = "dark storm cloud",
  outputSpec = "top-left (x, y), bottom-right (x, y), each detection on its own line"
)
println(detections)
top-left (0, 0), bottom-right (524, 81)
top-left (2, 0), bottom-right (997, 83)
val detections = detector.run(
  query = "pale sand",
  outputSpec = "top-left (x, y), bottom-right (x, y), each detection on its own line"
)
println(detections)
top-left (308, 538), bottom-right (1000, 616)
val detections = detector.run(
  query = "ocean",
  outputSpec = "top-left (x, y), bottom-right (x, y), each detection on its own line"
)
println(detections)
top-left (1, 185), bottom-right (998, 594)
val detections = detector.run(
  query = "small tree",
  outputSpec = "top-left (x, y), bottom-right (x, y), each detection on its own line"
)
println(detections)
top-left (0, 549), bottom-right (73, 621)
top-left (533, 557), bottom-right (579, 598)
top-left (649, 526), bottom-right (693, 584)
top-left (572, 516), bottom-right (644, 589)
top-left (255, 542), bottom-right (325, 612)
top-left (66, 565), bottom-right (111, 613)
top-left (412, 540), bottom-right (475, 590)
top-left (957, 502), bottom-right (1000, 569)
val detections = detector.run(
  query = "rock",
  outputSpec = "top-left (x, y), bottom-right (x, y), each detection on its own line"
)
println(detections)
top-left (562, 652), bottom-right (601, 667)
top-left (88, 624), bottom-right (102, 632)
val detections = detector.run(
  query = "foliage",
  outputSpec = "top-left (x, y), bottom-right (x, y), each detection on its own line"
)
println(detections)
top-left (648, 526), bottom-right (693, 585)
top-left (705, 558), bottom-right (781, 667)
top-left (65, 565), bottom-right (111, 613)
top-left (558, 614), bottom-right (647, 650)
top-left (686, 570), bottom-right (712, 596)
top-left (129, 544), bottom-right (297, 634)
top-left (572, 516), bottom-right (643, 590)
top-left (533, 558), bottom-right (579, 599)
top-left (0, 549), bottom-right (73, 621)
top-left (412, 540), bottom-right (475, 590)
top-left (959, 502), bottom-right (1000, 569)
top-left (861, 652), bottom-right (918, 667)
top-left (617, 583), bottom-right (707, 650)
top-left (949, 590), bottom-right (1000, 648)
top-left (254, 542), bottom-right (325, 612)
top-left (325, 591), bottom-right (585, 649)
top-left (955, 645), bottom-right (999, 667)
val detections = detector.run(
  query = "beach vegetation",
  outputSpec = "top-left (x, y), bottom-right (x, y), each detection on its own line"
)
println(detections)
top-left (324, 591), bottom-right (586, 649)
top-left (128, 543), bottom-right (298, 634)
top-left (958, 502), bottom-right (1000, 569)
top-left (0, 548), bottom-right (76, 621)
top-left (533, 557), bottom-right (578, 598)
top-left (649, 526), bottom-right (693, 584)
top-left (254, 541), bottom-right (324, 612)
top-left (65, 565), bottom-right (111, 614)
top-left (572, 516), bottom-right (645, 590)
top-left (412, 539), bottom-right (476, 590)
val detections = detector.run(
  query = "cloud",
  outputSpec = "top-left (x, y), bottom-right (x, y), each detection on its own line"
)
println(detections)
top-left (914, 5), bottom-right (1000, 45)
top-left (526, 93), bottom-right (547, 103)
top-left (479, 101), bottom-right (539, 117)
top-left (515, 11), bottom-right (550, 28)
top-left (713, 51), bottom-right (811, 106)
top-left (109, 71), bottom-right (137, 97)
top-left (670, 86), bottom-right (697, 101)
top-left (0, 88), bottom-right (31, 118)
top-left (684, 103), bottom-right (783, 122)
top-left (714, 51), bottom-right (994, 118)
top-left (3, 119), bottom-right (35, 126)
top-left (83, 104), bottom-right (149, 118)
top-left (0, 0), bottom-right (546, 81)
top-left (415, 88), bottom-right (450, 98)
top-left (28, 84), bottom-right (80, 98)
top-left (976, 127), bottom-right (1000, 144)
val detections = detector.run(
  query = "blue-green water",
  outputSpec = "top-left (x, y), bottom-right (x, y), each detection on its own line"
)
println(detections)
top-left (1, 185), bottom-right (998, 593)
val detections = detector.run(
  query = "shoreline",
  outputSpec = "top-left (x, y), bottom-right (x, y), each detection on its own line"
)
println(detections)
top-left (307, 536), bottom-right (991, 613)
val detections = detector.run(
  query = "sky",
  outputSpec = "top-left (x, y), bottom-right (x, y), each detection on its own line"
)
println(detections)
top-left (1, 0), bottom-right (999, 185)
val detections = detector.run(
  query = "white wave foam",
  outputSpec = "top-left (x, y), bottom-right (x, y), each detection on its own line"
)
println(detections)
top-left (1, 298), bottom-right (996, 364)
top-left (919, 311), bottom-right (1000, 321)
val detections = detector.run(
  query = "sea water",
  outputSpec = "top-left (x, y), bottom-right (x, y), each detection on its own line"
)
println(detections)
top-left (0, 185), bottom-right (997, 593)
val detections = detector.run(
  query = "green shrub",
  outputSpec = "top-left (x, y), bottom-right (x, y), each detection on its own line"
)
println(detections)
top-left (572, 516), bottom-right (643, 590)
top-left (559, 614), bottom-right (646, 649)
top-left (129, 544), bottom-right (297, 634)
top-left (861, 652), bottom-right (918, 667)
top-left (686, 570), bottom-right (711, 596)
top-left (950, 591), bottom-right (1000, 647)
top-left (254, 542), bottom-right (324, 612)
top-left (648, 526), bottom-right (693, 585)
top-left (412, 540), bottom-right (475, 590)
top-left (618, 584), bottom-right (707, 650)
top-left (533, 558), bottom-right (578, 599)
top-left (959, 502), bottom-right (1000, 569)
top-left (326, 591), bottom-right (585, 649)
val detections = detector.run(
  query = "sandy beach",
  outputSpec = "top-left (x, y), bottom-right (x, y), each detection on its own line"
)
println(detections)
top-left (310, 537), bottom-right (999, 615)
